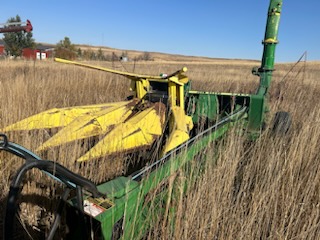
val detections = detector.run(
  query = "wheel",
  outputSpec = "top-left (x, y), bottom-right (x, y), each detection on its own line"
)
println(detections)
top-left (112, 218), bottom-right (124, 240)
top-left (272, 111), bottom-right (291, 135)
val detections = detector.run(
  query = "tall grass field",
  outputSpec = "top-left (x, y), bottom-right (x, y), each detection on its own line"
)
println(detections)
top-left (0, 58), bottom-right (320, 239)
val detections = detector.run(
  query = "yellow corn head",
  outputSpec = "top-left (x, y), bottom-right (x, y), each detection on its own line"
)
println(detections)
top-left (3, 58), bottom-right (193, 162)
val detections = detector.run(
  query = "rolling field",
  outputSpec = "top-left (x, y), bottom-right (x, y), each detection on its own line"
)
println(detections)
top-left (0, 58), bottom-right (320, 239)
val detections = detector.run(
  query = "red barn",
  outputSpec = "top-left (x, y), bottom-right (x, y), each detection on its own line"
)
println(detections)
top-left (23, 46), bottom-right (54, 60)
top-left (0, 39), bottom-right (5, 55)
top-left (0, 40), bottom-right (54, 59)
top-left (0, 45), bottom-right (4, 55)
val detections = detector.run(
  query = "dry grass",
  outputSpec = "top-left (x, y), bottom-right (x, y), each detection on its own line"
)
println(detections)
top-left (0, 58), bottom-right (320, 239)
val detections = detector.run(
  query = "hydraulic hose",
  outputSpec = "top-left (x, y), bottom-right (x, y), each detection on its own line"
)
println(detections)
top-left (4, 159), bottom-right (103, 240)
top-left (47, 188), bottom-right (71, 240)
top-left (1, 135), bottom-right (104, 240)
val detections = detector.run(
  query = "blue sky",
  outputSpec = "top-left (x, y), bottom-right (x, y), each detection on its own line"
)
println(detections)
top-left (1, 0), bottom-right (319, 62)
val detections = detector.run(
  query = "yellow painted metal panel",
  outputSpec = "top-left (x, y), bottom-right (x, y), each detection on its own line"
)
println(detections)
top-left (163, 106), bottom-right (193, 154)
top-left (3, 102), bottom-right (127, 131)
top-left (136, 80), bottom-right (148, 99)
top-left (179, 85), bottom-right (184, 109)
top-left (168, 81), bottom-right (177, 107)
top-left (55, 58), bottom-right (165, 80)
top-left (163, 129), bottom-right (190, 153)
top-left (77, 103), bottom-right (166, 161)
top-left (37, 102), bottom-right (134, 150)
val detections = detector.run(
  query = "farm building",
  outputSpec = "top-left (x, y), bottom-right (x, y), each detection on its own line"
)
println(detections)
top-left (22, 45), bottom-right (54, 60)
top-left (0, 39), bottom-right (54, 59)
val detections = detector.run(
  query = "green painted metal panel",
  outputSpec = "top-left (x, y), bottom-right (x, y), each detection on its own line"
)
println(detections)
top-left (91, 112), bottom-right (244, 239)
top-left (97, 176), bottom-right (139, 199)
top-left (187, 92), bottom-right (218, 123)
top-left (248, 95), bottom-right (265, 130)
top-left (253, 0), bottom-right (282, 128)
top-left (257, 0), bottom-right (282, 96)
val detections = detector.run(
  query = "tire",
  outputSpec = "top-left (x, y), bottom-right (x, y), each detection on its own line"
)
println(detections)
top-left (112, 218), bottom-right (124, 240)
top-left (272, 111), bottom-right (292, 135)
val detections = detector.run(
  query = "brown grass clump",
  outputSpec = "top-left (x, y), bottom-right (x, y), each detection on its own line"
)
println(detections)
top-left (0, 58), bottom-right (320, 239)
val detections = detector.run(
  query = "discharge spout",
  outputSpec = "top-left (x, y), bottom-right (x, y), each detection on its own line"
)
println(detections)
top-left (256, 0), bottom-right (282, 96)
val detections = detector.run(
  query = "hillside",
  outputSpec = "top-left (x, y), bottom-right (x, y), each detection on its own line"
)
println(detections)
top-left (77, 44), bottom-right (260, 62)
top-left (37, 41), bottom-right (260, 64)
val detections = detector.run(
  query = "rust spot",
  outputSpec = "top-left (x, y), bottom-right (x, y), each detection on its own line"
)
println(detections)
top-left (126, 98), bottom-right (139, 108)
